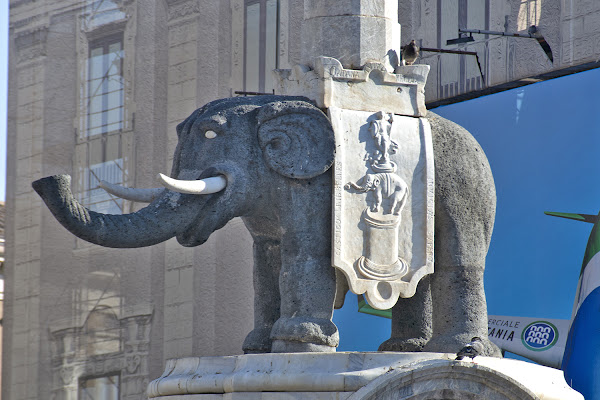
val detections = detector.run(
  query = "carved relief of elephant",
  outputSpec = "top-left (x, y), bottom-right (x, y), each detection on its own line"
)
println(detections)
top-left (345, 172), bottom-right (409, 215)
top-left (33, 95), bottom-right (500, 356)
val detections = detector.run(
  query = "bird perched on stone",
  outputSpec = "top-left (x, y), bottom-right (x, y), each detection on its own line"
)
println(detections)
top-left (455, 337), bottom-right (484, 360)
top-left (402, 40), bottom-right (420, 65)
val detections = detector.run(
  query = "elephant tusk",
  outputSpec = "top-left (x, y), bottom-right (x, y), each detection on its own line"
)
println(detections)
top-left (156, 173), bottom-right (227, 195)
top-left (99, 181), bottom-right (165, 203)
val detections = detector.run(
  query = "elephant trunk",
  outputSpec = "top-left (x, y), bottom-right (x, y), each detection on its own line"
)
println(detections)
top-left (33, 174), bottom-right (202, 248)
top-left (344, 179), bottom-right (369, 192)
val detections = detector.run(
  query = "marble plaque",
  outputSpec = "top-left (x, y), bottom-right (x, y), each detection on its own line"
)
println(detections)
top-left (330, 107), bottom-right (434, 310)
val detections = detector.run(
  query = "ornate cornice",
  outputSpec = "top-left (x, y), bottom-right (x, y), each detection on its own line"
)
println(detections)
top-left (13, 26), bottom-right (49, 64)
top-left (166, 0), bottom-right (201, 21)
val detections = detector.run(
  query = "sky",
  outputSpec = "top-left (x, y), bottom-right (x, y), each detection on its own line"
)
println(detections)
top-left (1, 2), bottom-right (599, 358)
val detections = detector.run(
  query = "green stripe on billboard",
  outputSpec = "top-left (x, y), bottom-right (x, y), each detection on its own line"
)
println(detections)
top-left (357, 295), bottom-right (392, 319)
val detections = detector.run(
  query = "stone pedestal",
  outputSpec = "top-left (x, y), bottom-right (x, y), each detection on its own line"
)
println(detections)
top-left (147, 353), bottom-right (582, 400)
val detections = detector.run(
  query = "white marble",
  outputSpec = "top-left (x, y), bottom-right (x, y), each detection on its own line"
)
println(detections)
top-left (147, 353), bottom-right (583, 400)
top-left (274, 57), bottom-right (429, 117)
top-left (329, 108), bottom-right (434, 310)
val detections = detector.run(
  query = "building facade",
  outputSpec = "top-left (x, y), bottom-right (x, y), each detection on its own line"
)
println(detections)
top-left (5, 1), bottom-right (600, 399)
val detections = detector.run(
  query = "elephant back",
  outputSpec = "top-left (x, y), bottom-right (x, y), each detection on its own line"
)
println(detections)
top-left (427, 111), bottom-right (496, 262)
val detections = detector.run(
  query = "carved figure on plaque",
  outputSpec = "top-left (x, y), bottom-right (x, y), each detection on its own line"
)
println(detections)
top-left (346, 172), bottom-right (408, 215)
top-left (368, 111), bottom-right (399, 172)
top-left (345, 113), bottom-right (410, 282)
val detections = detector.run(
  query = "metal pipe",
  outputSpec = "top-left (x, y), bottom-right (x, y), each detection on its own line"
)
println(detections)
top-left (420, 47), bottom-right (478, 56)
top-left (459, 28), bottom-right (536, 39)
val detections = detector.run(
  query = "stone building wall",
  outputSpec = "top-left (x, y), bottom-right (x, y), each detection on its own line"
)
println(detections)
top-left (400, 0), bottom-right (600, 106)
top-left (5, 1), bottom-right (255, 399)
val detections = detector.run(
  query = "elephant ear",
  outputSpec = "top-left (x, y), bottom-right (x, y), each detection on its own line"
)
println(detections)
top-left (257, 100), bottom-right (335, 179)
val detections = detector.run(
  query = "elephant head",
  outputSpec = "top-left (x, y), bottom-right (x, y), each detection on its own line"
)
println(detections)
top-left (345, 174), bottom-right (380, 193)
top-left (33, 95), bottom-right (339, 353)
top-left (33, 96), bottom-right (335, 249)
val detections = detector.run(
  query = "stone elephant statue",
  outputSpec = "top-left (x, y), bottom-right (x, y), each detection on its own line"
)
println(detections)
top-left (345, 172), bottom-right (409, 215)
top-left (33, 95), bottom-right (500, 356)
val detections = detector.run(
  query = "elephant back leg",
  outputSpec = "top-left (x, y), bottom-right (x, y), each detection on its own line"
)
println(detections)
top-left (379, 275), bottom-right (433, 351)
top-left (423, 112), bottom-right (501, 356)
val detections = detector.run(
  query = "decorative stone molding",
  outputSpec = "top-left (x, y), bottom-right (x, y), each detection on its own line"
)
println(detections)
top-left (147, 353), bottom-right (582, 399)
top-left (275, 57), bottom-right (429, 117)
top-left (9, 0), bottom-right (37, 9)
top-left (167, 0), bottom-right (202, 22)
top-left (49, 307), bottom-right (153, 400)
top-left (13, 27), bottom-right (49, 64)
top-left (10, 14), bottom-right (44, 30)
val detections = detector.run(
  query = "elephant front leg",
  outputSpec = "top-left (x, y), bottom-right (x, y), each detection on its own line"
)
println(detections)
top-left (242, 238), bottom-right (281, 354)
top-left (270, 252), bottom-right (338, 352)
top-left (270, 181), bottom-right (339, 353)
top-left (372, 189), bottom-right (383, 213)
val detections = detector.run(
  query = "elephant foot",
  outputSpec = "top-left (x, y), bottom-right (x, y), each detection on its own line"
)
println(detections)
top-left (270, 316), bottom-right (339, 352)
top-left (242, 327), bottom-right (273, 354)
top-left (378, 337), bottom-right (429, 352)
top-left (271, 340), bottom-right (336, 353)
top-left (423, 334), bottom-right (502, 358)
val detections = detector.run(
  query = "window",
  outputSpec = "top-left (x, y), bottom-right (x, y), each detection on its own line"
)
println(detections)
top-left (79, 375), bottom-right (119, 400)
top-left (244, 0), bottom-right (279, 93)
top-left (87, 35), bottom-right (124, 137)
top-left (79, 33), bottom-right (127, 215)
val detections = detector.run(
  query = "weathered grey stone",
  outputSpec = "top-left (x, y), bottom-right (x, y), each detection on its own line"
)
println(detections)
top-left (303, 0), bottom-right (397, 19)
top-left (300, 1), bottom-right (400, 69)
top-left (380, 111), bottom-right (500, 356)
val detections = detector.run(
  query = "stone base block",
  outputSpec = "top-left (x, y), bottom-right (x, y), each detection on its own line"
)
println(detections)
top-left (147, 352), bottom-right (582, 400)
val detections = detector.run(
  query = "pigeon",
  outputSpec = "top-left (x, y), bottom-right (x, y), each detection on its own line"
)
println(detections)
top-left (528, 25), bottom-right (554, 63)
top-left (455, 337), bottom-right (484, 360)
top-left (402, 40), bottom-right (420, 66)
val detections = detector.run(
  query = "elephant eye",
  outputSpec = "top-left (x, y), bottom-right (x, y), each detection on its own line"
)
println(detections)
top-left (205, 130), bottom-right (218, 139)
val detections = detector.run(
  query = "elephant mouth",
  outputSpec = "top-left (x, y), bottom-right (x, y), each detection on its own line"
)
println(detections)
top-left (173, 164), bottom-right (248, 247)
top-left (94, 163), bottom-right (247, 247)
